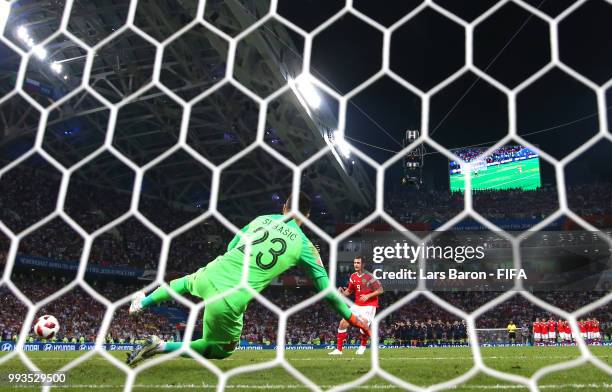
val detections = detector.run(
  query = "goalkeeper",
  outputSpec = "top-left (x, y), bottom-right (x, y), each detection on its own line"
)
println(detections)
top-left (126, 192), bottom-right (370, 366)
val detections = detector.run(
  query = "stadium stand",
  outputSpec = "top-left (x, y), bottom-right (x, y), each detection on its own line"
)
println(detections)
top-left (0, 168), bottom-right (610, 345)
top-left (1, 278), bottom-right (609, 345)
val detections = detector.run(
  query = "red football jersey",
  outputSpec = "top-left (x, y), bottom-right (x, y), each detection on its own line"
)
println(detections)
top-left (548, 320), bottom-right (557, 333)
top-left (593, 321), bottom-right (600, 332)
top-left (348, 271), bottom-right (381, 307)
top-left (541, 322), bottom-right (549, 334)
top-left (579, 322), bottom-right (586, 333)
top-left (533, 322), bottom-right (541, 334)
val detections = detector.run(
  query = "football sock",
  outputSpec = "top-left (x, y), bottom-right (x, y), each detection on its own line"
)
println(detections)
top-left (141, 276), bottom-right (190, 308)
top-left (337, 330), bottom-right (347, 351)
top-left (360, 333), bottom-right (368, 347)
top-left (162, 341), bottom-right (180, 352)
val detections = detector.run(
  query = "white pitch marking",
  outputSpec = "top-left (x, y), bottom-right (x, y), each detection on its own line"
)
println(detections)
top-left (42, 383), bottom-right (612, 389)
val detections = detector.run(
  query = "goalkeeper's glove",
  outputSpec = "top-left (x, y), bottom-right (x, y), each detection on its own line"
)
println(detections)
top-left (348, 314), bottom-right (371, 337)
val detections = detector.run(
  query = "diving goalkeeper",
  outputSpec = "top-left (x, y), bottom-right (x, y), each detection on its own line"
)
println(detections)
top-left (126, 192), bottom-right (370, 366)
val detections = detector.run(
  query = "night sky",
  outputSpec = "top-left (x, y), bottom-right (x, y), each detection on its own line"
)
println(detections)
top-left (278, 0), bottom-right (612, 189)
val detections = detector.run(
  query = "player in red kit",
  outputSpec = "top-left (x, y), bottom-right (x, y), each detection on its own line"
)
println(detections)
top-left (533, 318), bottom-right (541, 346)
top-left (579, 319), bottom-right (587, 341)
top-left (592, 318), bottom-right (601, 344)
top-left (329, 256), bottom-right (383, 355)
top-left (558, 319), bottom-right (568, 345)
top-left (585, 319), bottom-right (593, 343)
top-left (540, 320), bottom-right (548, 345)
top-left (547, 318), bottom-right (557, 345)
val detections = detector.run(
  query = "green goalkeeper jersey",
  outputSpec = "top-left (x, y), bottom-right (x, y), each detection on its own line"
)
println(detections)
top-left (196, 214), bottom-right (351, 319)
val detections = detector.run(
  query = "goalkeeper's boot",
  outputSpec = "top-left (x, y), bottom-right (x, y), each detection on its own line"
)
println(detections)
top-left (328, 349), bottom-right (343, 355)
top-left (356, 346), bottom-right (366, 355)
top-left (129, 291), bottom-right (145, 315)
top-left (126, 335), bottom-right (163, 367)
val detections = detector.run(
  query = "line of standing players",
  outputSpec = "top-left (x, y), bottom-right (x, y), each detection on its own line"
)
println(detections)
top-left (391, 319), bottom-right (469, 346)
top-left (533, 317), bottom-right (602, 345)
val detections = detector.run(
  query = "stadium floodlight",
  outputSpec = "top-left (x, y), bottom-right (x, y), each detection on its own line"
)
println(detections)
top-left (17, 26), bottom-right (29, 41)
top-left (51, 61), bottom-right (62, 74)
top-left (33, 45), bottom-right (47, 60)
top-left (292, 74), bottom-right (321, 109)
top-left (17, 25), bottom-right (35, 47)
top-left (16, 26), bottom-right (65, 76)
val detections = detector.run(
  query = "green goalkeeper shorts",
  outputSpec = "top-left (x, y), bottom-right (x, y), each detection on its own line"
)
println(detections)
top-left (185, 267), bottom-right (244, 345)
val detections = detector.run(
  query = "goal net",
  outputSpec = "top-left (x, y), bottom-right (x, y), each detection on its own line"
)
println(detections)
top-left (0, 0), bottom-right (610, 391)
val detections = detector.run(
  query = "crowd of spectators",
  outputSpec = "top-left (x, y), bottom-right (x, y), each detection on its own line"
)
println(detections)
top-left (167, 219), bottom-right (232, 274)
top-left (220, 288), bottom-right (612, 345)
top-left (0, 274), bottom-right (174, 343)
top-left (1, 180), bottom-right (236, 273)
top-left (2, 163), bottom-right (611, 266)
top-left (470, 188), bottom-right (557, 221)
top-left (17, 218), bottom-right (83, 263)
top-left (385, 188), bottom-right (464, 224)
top-left (4, 161), bottom-right (612, 236)
top-left (450, 146), bottom-right (536, 167)
top-left (1, 160), bottom-right (611, 347)
top-left (89, 218), bottom-right (161, 270)
top-left (2, 215), bottom-right (326, 281)
top-left (0, 164), bottom-right (61, 234)
top-left (0, 284), bottom-right (27, 341)
top-left (567, 183), bottom-right (612, 216)
top-left (383, 183), bottom-right (612, 225)
top-left (1, 274), bottom-right (609, 345)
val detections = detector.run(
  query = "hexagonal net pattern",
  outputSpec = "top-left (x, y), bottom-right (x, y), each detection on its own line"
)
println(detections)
top-left (0, 0), bottom-right (611, 391)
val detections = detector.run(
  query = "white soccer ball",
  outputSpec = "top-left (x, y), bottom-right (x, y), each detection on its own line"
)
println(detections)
top-left (34, 315), bottom-right (60, 339)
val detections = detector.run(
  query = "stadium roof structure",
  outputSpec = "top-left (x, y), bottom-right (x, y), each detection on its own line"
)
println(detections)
top-left (0, 0), bottom-right (374, 224)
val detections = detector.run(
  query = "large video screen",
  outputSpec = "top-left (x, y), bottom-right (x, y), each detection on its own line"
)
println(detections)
top-left (449, 145), bottom-right (541, 192)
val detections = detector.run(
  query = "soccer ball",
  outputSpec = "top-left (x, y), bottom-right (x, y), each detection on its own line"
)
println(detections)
top-left (34, 315), bottom-right (60, 339)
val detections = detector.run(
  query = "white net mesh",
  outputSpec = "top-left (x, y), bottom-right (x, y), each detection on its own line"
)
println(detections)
top-left (0, 0), bottom-right (611, 391)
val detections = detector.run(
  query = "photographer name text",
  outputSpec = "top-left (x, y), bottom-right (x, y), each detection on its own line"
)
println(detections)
top-left (373, 268), bottom-right (527, 280)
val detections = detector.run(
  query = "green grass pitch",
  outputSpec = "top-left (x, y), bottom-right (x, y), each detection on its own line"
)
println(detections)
top-left (450, 159), bottom-right (541, 192)
top-left (1, 346), bottom-right (610, 391)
